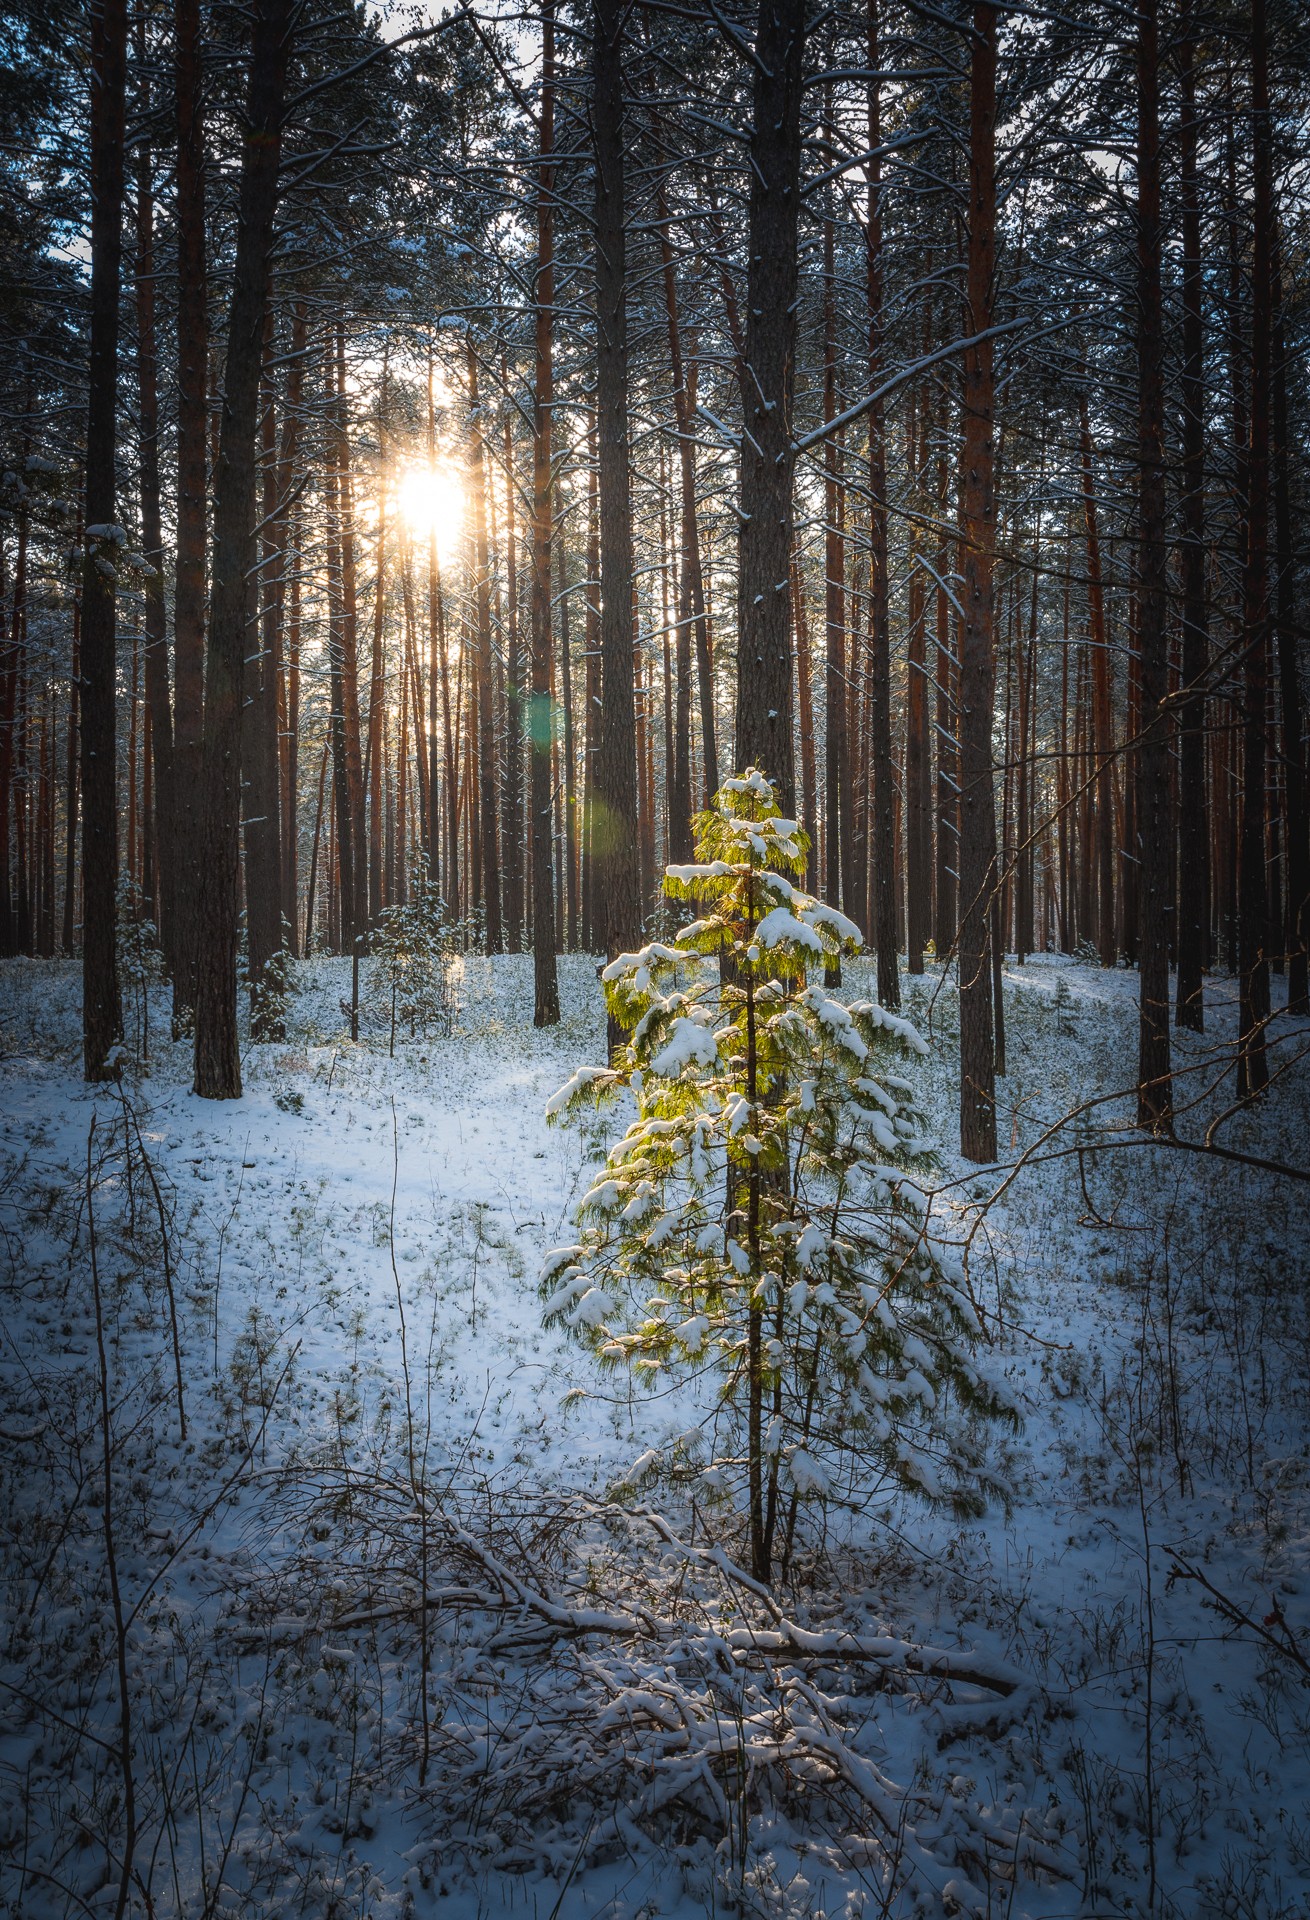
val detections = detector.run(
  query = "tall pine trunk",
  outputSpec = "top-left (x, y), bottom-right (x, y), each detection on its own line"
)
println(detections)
top-left (366, 367), bottom-right (389, 928)
top-left (581, 423), bottom-right (600, 949)
top-left (905, 386), bottom-right (932, 974)
top-left (1272, 222), bottom-right (1308, 1013)
top-left (502, 386), bottom-right (524, 952)
top-left (80, 0), bottom-right (129, 1079)
top-left (324, 342), bottom-right (354, 953)
top-left (1134, 0), bottom-right (1172, 1128)
top-left (3, 489), bottom-right (29, 956)
top-left (531, 0), bottom-right (559, 1024)
top-left (865, 0), bottom-right (896, 1000)
top-left (334, 326), bottom-right (367, 947)
top-left (823, 167), bottom-right (850, 933)
top-left (62, 587), bottom-right (79, 954)
top-left (592, 0), bottom-right (641, 1010)
top-left (1237, 0), bottom-right (1273, 1097)
top-left (244, 316), bottom-right (285, 1027)
top-left (467, 344), bottom-right (502, 952)
top-left (172, 0), bottom-right (208, 1025)
top-left (792, 563), bottom-right (817, 889)
top-left (134, 129), bottom-right (174, 962)
top-left (933, 430), bottom-right (957, 955)
top-left (1077, 391), bottom-right (1116, 968)
top-left (656, 177), bottom-right (700, 849)
top-left (192, 0), bottom-right (291, 1098)
top-left (957, 2), bottom-right (999, 1163)
top-left (1175, 23), bottom-right (1209, 1030)
top-left (280, 301), bottom-right (306, 951)
top-left (733, 0), bottom-right (805, 813)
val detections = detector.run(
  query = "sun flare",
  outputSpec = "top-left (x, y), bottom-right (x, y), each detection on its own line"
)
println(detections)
top-left (395, 463), bottom-right (465, 556)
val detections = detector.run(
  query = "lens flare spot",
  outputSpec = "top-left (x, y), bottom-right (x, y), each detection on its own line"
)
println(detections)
top-left (396, 464), bottom-right (464, 556)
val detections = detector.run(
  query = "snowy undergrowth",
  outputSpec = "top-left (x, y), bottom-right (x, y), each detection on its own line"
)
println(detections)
top-left (0, 953), bottom-right (1306, 1919)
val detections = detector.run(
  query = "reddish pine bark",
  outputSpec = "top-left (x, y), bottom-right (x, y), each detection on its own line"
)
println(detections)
top-left (934, 433), bottom-right (958, 956)
top-left (334, 326), bottom-right (367, 947)
top-left (1272, 220), bottom-right (1308, 1013)
top-left (1077, 392), bottom-right (1116, 969)
top-left (1237, 0), bottom-right (1273, 1098)
top-left (133, 132), bottom-right (174, 960)
top-left (244, 318), bottom-right (285, 1026)
top-left (957, 2), bottom-right (999, 1163)
top-left (733, 0), bottom-right (805, 815)
top-left (655, 176), bottom-right (703, 848)
top-left (191, 0), bottom-right (292, 1097)
top-left (530, 0), bottom-right (559, 1024)
top-left (1134, 0), bottom-right (1172, 1129)
top-left (1175, 25), bottom-right (1209, 1030)
top-left (365, 366), bottom-right (390, 929)
top-left (466, 343), bottom-right (502, 953)
top-left (80, 0), bottom-right (129, 1078)
top-left (172, 0), bottom-right (209, 1022)
top-left (502, 379), bottom-right (524, 953)
top-left (593, 0), bottom-right (641, 1005)
top-left (822, 170), bottom-right (850, 932)
top-left (865, 0), bottom-right (897, 1001)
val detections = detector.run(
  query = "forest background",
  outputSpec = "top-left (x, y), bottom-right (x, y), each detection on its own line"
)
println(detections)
top-left (2, 0), bottom-right (1307, 1157)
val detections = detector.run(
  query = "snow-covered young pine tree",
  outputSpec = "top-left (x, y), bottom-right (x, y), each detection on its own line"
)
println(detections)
top-left (543, 771), bottom-right (1016, 1583)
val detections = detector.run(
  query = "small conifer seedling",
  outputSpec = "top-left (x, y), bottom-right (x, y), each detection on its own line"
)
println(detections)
top-left (544, 771), bottom-right (1016, 1583)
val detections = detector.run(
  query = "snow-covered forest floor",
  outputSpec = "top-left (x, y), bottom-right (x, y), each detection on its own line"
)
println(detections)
top-left (1, 950), bottom-right (1307, 1920)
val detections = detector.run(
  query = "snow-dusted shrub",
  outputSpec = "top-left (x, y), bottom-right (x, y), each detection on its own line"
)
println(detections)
top-left (1052, 973), bottom-right (1076, 1034)
top-left (248, 929), bottom-right (298, 1042)
top-left (543, 769), bottom-right (1016, 1582)
top-left (367, 867), bottom-right (460, 1048)
top-left (116, 875), bottom-right (167, 1067)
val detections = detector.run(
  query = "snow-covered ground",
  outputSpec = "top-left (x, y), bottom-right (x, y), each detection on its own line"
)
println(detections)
top-left (0, 950), bottom-right (1307, 1919)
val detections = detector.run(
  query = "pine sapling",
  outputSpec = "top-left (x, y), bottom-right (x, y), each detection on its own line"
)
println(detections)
top-left (367, 865), bottom-right (459, 1047)
top-left (544, 771), bottom-right (1017, 1583)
